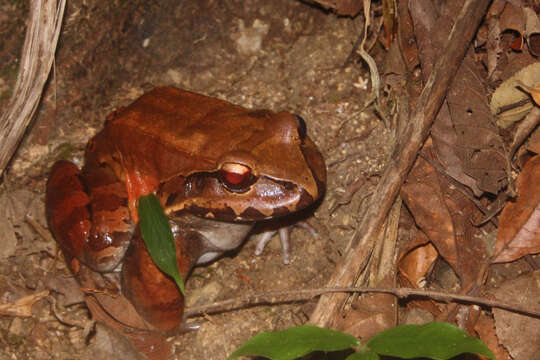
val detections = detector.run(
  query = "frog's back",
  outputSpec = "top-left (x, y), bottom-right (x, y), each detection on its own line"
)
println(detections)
top-left (92, 87), bottom-right (273, 180)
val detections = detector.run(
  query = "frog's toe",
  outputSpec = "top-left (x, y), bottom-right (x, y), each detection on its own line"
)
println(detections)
top-left (254, 221), bottom-right (318, 264)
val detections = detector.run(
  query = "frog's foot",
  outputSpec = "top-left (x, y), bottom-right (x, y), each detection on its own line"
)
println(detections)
top-left (254, 221), bottom-right (319, 264)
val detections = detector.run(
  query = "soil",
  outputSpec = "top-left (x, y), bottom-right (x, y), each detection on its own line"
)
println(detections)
top-left (0, 1), bottom-right (391, 359)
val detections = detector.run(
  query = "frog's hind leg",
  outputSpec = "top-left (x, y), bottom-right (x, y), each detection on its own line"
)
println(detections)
top-left (46, 160), bottom-right (134, 272)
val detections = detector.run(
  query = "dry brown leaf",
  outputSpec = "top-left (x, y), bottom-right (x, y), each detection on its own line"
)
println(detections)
top-left (447, 51), bottom-right (506, 194)
top-left (74, 263), bottom-right (152, 331)
top-left (83, 323), bottom-right (147, 360)
top-left (487, 0), bottom-right (507, 19)
top-left (398, 241), bottom-right (438, 288)
top-left (489, 270), bottom-right (540, 360)
top-left (44, 273), bottom-right (85, 307)
top-left (0, 290), bottom-right (49, 317)
top-left (498, 2), bottom-right (525, 34)
top-left (431, 110), bottom-right (483, 196)
top-left (86, 296), bottom-right (171, 360)
top-left (493, 155), bottom-right (540, 262)
top-left (441, 174), bottom-right (489, 289)
top-left (523, 6), bottom-right (540, 57)
top-left (401, 140), bottom-right (488, 290)
top-left (401, 155), bottom-right (458, 269)
top-left (473, 313), bottom-right (511, 360)
top-left (397, 228), bottom-right (441, 316)
top-left (70, 258), bottom-right (171, 359)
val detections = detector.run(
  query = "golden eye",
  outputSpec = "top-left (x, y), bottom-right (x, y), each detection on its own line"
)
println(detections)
top-left (219, 162), bottom-right (254, 192)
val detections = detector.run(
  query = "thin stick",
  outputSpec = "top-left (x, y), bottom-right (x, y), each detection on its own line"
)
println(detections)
top-left (185, 287), bottom-right (540, 319)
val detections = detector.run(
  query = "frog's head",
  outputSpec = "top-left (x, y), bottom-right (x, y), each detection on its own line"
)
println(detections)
top-left (160, 110), bottom-right (326, 222)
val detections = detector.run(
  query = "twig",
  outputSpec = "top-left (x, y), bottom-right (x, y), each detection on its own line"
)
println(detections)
top-left (25, 214), bottom-right (56, 244)
top-left (310, 0), bottom-right (493, 328)
top-left (185, 286), bottom-right (540, 319)
top-left (356, 0), bottom-right (389, 128)
top-left (48, 296), bottom-right (87, 329)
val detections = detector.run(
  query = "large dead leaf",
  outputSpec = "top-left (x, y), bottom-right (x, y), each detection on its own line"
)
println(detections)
top-left (440, 173), bottom-right (489, 290)
top-left (493, 155), bottom-right (540, 262)
top-left (488, 270), bottom-right (540, 360)
top-left (44, 273), bottom-right (85, 306)
top-left (447, 50), bottom-right (507, 194)
top-left (86, 297), bottom-right (171, 360)
top-left (498, 2), bottom-right (525, 35)
top-left (401, 134), bottom-right (490, 298)
top-left (66, 259), bottom-right (171, 359)
top-left (431, 100), bottom-right (483, 196)
top-left (523, 7), bottom-right (540, 56)
top-left (401, 154), bottom-right (458, 270)
top-left (82, 323), bottom-right (147, 360)
top-left (473, 313), bottom-right (511, 360)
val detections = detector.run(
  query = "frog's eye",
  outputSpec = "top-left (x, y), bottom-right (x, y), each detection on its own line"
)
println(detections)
top-left (219, 162), bottom-right (255, 192)
top-left (294, 115), bottom-right (307, 140)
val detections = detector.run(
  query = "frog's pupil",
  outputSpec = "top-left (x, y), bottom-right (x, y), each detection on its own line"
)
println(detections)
top-left (225, 171), bottom-right (246, 185)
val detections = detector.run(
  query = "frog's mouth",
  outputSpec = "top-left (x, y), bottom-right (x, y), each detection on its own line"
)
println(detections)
top-left (160, 172), bottom-right (317, 222)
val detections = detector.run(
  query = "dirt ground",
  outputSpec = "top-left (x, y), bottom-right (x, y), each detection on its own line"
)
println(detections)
top-left (0, 1), bottom-right (392, 359)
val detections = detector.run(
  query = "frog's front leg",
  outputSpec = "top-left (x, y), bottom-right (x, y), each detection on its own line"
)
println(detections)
top-left (46, 160), bottom-right (134, 272)
top-left (121, 226), bottom-right (206, 332)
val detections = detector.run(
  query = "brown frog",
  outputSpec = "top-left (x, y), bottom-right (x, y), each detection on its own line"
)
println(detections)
top-left (46, 86), bottom-right (326, 335)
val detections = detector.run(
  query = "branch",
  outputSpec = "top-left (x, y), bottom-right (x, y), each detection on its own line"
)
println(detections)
top-left (0, 0), bottom-right (66, 177)
top-left (185, 287), bottom-right (540, 319)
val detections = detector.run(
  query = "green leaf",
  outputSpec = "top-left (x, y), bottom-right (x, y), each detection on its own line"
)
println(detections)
top-left (228, 325), bottom-right (360, 360)
top-left (367, 322), bottom-right (495, 360)
top-left (346, 349), bottom-right (379, 360)
top-left (137, 194), bottom-right (185, 295)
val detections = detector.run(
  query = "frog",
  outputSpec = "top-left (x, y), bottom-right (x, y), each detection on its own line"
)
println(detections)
top-left (45, 86), bottom-right (326, 334)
